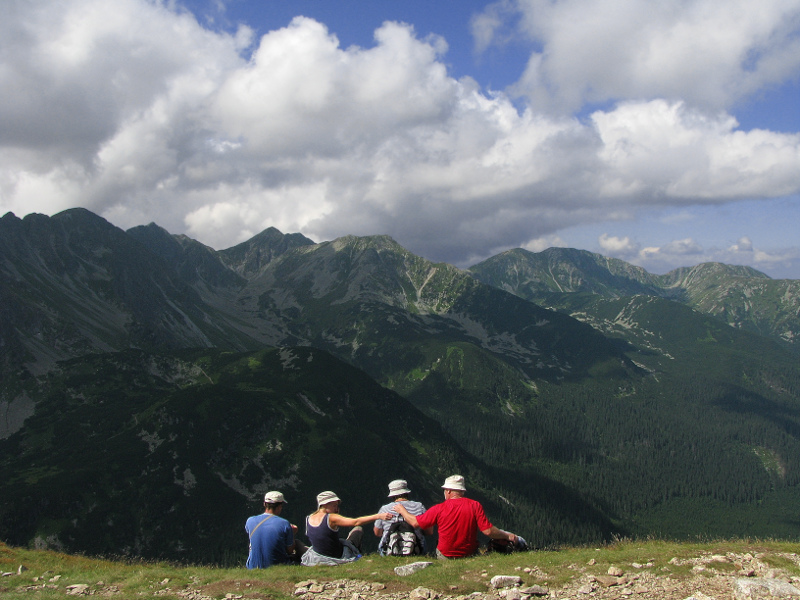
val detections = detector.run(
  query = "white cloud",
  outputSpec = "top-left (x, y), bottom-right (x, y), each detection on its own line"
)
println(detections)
top-left (728, 236), bottom-right (754, 253)
top-left (598, 234), bottom-right (639, 256)
top-left (485, 0), bottom-right (800, 113)
top-left (0, 0), bottom-right (799, 276)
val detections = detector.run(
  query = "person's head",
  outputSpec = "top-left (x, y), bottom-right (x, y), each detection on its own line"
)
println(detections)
top-left (387, 479), bottom-right (411, 499)
top-left (316, 490), bottom-right (342, 513)
top-left (441, 474), bottom-right (466, 499)
top-left (263, 491), bottom-right (287, 513)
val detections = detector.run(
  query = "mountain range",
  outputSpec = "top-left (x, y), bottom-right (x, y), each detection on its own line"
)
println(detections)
top-left (2, 208), bottom-right (800, 563)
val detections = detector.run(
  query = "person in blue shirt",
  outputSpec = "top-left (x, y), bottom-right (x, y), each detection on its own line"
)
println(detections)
top-left (245, 491), bottom-right (306, 568)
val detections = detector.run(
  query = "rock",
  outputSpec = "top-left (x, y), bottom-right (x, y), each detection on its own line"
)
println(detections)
top-left (297, 580), bottom-right (318, 588)
top-left (409, 586), bottom-right (436, 600)
top-left (740, 569), bottom-right (757, 577)
top-left (608, 566), bottom-right (624, 577)
top-left (520, 585), bottom-right (549, 596)
top-left (594, 575), bottom-right (625, 587)
top-left (577, 583), bottom-right (594, 594)
top-left (734, 577), bottom-right (800, 599)
top-left (500, 589), bottom-right (522, 600)
top-left (65, 584), bottom-right (90, 595)
top-left (18, 565), bottom-right (28, 574)
top-left (491, 575), bottom-right (523, 589)
top-left (682, 594), bottom-right (714, 600)
top-left (395, 561), bottom-right (434, 576)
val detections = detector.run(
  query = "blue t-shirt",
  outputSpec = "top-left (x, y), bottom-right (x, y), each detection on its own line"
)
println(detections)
top-left (245, 513), bottom-right (294, 569)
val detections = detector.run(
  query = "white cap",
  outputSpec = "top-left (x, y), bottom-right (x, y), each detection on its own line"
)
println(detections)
top-left (264, 491), bottom-right (287, 503)
top-left (442, 475), bottom-right (466, 491)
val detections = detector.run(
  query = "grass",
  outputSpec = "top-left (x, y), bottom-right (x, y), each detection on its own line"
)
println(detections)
top-left (3, 539), bottom-right (800, 599)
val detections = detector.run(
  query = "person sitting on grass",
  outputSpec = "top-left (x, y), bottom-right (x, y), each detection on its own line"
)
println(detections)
top-left (301, 490), bottom-right (392, 566)
top-left (245, 491), bottom-right (307, 569)
top-left (393, 475), bottom-right (519, 559)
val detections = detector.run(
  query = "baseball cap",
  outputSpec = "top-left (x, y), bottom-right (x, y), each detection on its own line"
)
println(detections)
top-left (264, 491), bottom-right (287, 503)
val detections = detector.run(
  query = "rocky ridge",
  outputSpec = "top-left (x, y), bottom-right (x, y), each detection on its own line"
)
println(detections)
top-left (6, 550), bottom-right (800, 599)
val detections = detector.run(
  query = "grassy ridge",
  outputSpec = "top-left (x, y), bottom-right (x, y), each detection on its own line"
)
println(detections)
top-left (4, 539), bottom-right (800, 600)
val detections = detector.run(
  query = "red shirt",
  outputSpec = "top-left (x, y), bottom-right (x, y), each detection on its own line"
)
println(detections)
top-left (415, 497), bottom-right (493, 557)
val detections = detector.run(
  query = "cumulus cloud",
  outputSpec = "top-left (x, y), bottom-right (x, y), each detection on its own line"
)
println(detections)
top-left (601, 235), bottom-right (800, 276)
top-left (1, 0), bottom-right (799, 274)
top-left (483, 0), bottom-right (800, 113)
top-left (599, 234), bottom-right (639, 257)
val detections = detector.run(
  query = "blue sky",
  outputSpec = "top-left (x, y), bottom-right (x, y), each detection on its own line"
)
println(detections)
top-left (2, 0), bottom-right (800, 277)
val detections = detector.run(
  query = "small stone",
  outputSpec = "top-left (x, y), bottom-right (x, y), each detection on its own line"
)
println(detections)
top-left (409, 586), bottom-right (436, 600)
top-left (594, 575), bottom-right (625, 587)
top-left (65, 584), bottom-right (90, 596)
top-left (395, 562), bottom-right (433, 576)
top-left (370, 583), bottom-right (386, 591)
top-left (577, 584), bottom-right (594, 594)
top-left (607, 566), bottom-right (624, 577)
top-left (18, 565), bottom-right (28, 574)
top-left (587, 559), bottom-right (596, 566)
top-left (520, 585), bottom-right (549, 596)
top-left (297, 580), bottom-right (318, 588)
top-left (294, 588), bottom-right (308, 596)
top-left (491, 575), bottom-right (523, 589)
top-left (501, 589), bottom-right (522, 600)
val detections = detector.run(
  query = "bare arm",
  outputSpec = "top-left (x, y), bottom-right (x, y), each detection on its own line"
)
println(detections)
top-left (392, 503), bottom-right (420, 528)
top-left (482, 525), bottom-right (517, 544)
top-left (329, 512), bottom-right (392, 528)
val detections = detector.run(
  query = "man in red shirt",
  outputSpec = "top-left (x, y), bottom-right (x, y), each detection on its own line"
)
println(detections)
top-left (393, 475), bottom-right (519, 558)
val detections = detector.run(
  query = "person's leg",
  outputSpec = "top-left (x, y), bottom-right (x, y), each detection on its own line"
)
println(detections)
top-left (346, 526), bottom-right (363, 551)
top-left (289, 539), bottom-right (308, 562)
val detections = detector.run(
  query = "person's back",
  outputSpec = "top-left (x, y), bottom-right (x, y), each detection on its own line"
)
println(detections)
top-left (245, 512), bottom-right (293, 568)
top-left (374, 479), bottom-right (428, 555)
top-left (245, 491), bottom-right (302, 569)
top-left (394, 475), bottom-right (519, 559)
top-left (418, 495), bottom-right (487, 557)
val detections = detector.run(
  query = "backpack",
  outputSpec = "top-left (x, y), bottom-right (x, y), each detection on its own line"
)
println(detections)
top-left (384, 519), bottom-right (422, 556)
top-left (484, 535), bottom-right (529, 554)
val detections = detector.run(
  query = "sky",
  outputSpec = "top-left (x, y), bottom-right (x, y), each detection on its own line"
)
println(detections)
top-left (2, 1), bottom-right (800, 278)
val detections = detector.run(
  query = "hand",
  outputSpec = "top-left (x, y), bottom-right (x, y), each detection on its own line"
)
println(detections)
top-left (508, 533), bottom-right (518, 544)
top-left (381, 512), bottom-right (393, 520)
top-left (291, 523), bottom-right (298, 533)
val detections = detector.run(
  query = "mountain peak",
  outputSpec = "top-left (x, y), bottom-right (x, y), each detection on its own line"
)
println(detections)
top-left (217, 227), bottom-right (315, 278)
